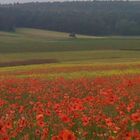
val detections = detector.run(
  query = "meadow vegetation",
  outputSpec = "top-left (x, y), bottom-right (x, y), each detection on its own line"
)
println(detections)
top-left (0, 28), bottom-right (140, 140)
top-left (0, 28), bottom-right (140, 64)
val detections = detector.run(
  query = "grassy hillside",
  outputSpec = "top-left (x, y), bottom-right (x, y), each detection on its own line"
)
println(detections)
top-left (0, 28), bottom-right (140, 65)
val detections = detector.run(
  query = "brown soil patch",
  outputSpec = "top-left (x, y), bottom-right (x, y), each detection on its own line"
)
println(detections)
top-left (0, 59), bottom-right (59, 67)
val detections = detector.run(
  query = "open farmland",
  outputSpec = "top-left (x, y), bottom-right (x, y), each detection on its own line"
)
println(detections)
top-left (0, 28), bottom-right (140, 65)
top-left (0, 28), bottom-right (140, 140)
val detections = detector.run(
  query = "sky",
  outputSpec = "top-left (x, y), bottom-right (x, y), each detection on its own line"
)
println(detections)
top-left (0, 0), bottom-right (70, 4)
top-left (0, 0), bottom-right (138, 4)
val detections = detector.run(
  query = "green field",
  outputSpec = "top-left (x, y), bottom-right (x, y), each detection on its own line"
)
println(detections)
top-left (0, 28), bottom-right (140, 64)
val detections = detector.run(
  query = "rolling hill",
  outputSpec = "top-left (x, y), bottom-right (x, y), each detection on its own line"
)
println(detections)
top-left (0, 28), bottom-right (140, 66)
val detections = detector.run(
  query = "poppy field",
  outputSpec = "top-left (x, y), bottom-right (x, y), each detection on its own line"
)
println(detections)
top-left (0, 63), bottom-right (140, 140)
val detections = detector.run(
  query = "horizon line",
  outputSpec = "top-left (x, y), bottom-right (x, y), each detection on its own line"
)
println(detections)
top-left (1, 0), bottom-right (140, 5)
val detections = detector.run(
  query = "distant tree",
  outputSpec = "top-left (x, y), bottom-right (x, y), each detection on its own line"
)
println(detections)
top-left (0, 1), bottom-right (140, 35)
top-left (69, 32), bottom-right (76, 38)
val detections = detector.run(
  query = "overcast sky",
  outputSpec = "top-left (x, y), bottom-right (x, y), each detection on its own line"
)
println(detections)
top-left (0, 0), bottom-right (73, 4)
top-left (0, 0), bottom-right (138, 4)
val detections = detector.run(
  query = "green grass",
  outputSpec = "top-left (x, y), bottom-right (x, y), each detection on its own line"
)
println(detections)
top-left (0, 50), bottom-right (140, 63)
top-left (0, 28), bottom-right (140, 64)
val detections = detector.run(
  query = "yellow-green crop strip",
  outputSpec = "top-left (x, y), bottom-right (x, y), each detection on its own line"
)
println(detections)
top-left (13, 68), bottom-right (140, 79)
top-left (0, 62), bottom-right (140, 80)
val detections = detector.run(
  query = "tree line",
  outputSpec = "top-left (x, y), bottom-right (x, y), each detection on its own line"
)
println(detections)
top-left (0, 1), bottom-right (140, 36)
